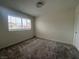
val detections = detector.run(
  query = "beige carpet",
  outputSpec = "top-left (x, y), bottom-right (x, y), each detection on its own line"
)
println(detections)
top-left (0, 38), bottom-right (79, 59)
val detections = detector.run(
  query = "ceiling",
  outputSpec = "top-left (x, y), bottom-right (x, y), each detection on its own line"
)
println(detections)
top-left (0, 0), bottom-right (79, 17)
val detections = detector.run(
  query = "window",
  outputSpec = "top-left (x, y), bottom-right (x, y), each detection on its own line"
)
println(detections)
top-left (8, 15), bottom-right (31, 31)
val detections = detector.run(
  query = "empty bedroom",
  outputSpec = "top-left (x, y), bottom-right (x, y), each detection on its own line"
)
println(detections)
top-left (0, 0), bottom-right (79, 59)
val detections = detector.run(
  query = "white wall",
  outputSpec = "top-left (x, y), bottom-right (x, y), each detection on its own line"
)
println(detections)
top-left (0, 6), bottom-right (35, 49)
top-left (73, 4), bottom-right (79, 50)
top-left (35, 9), bottom-right (74, 44)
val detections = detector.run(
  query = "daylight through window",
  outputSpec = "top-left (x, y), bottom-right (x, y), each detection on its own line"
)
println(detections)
top-left (8, 15), bottom-right (31, 31)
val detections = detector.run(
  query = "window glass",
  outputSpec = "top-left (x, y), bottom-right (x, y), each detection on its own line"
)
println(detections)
top-left (26, 19), bottom-right (31, 29)
top-left (15, 17), bottom-right (21, 29)
top-left (22, 18), bottom-right (27, 29)
top-left (8, 15), bottom-right (31, 31)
